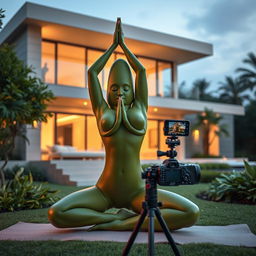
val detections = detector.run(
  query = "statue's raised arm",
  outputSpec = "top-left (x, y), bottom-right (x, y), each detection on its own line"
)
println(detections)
top-left (118, 19), bottom-right (148, 110)
top-left (87, 21), bottom-right (119, 118)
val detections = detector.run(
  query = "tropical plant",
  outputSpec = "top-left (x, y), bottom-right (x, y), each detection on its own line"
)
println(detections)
top-left (0, 8), bottom-right (5, 29)
top-left (236, 52), bottom-right (256, 91)
top-left (4, 164), bottom-right (47, 182)
top-left (0, 168), bottom-right (59, 212)
top-left (218, 76), bottom-right (249, 105)
top-left (193, 108), bottom-right (229, 156)
top-left (191, 78), bottom-right (213, 101)
top-left (0, 44), bottom-right (54, 186)
top-left (205, 161), bottom-right (256, 204)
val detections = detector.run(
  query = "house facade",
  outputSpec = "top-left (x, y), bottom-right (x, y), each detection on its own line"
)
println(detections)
top-left (0, 3), bottom-right (244, 161)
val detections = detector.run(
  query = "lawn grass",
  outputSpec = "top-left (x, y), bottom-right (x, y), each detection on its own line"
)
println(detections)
top-left (0, 182), bottom-right (255, 255)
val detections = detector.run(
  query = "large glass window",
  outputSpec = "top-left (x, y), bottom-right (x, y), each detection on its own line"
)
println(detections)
top-left (140, 120), bottom-right (158, 159)
top-left (57, 44), bottom-right (85, 87)
top-left (158, 62), bottom-right (172, 97)
top-left (56, 114), bottom-right (86, 150)
top-left (87, 49), bottom-right (115, 91)
top-left (139, 57), bottom-right (156, 96)
top-left (41, 40), bottom-right (173, 98)
top-left (41, 115), bottom-right (55, 160)
top-left (87, 116), bottom-right (103, 150)
top-left (41, 42), bottom-right (55, 84)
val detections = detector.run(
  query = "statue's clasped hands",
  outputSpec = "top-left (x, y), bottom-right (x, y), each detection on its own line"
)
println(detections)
top-left (113, 18), bottom-right (125, 47)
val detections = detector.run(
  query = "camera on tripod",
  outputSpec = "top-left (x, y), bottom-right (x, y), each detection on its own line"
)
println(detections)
top-left (143, 120), bottom-right (200, 186)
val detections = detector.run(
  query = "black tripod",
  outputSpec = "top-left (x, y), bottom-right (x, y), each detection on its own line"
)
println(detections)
top-left (122, 170), bottom-right (181, 256)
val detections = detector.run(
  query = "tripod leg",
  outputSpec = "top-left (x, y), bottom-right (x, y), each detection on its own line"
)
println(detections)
top-left (122, 208), bottom-right (147, 256)
top-left (155, 208), bottom-right (181, 256)
top-left (148, 208), bottom-right (155, 256)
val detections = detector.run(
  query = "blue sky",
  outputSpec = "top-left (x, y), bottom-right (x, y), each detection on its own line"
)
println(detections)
top-left (1, 0), bottom-right (256, 92)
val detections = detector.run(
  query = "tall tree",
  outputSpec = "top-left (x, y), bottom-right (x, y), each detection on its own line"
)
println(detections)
top-left (218, 76), bottom-right (249, 105)
top-left (236, 52), bottom-right (256, 91)
top-left (193, 108), bottom-right (229, 156)
top-left (0, 44), bottom-right (54, 186)
top-left (191, 78), bottom-right (213, 101)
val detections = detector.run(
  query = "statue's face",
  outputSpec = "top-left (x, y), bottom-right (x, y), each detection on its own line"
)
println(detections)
top-left (107, 59), bottom-right (134, 108)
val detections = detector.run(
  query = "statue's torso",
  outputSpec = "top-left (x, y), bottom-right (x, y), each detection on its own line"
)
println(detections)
top-left (96, 105), bottom-right (146, 207)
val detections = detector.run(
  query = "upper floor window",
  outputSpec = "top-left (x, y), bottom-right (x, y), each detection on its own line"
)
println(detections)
top-left (87, 49), bottom-right (115, 91)
top-left (41, 41), bottom-right (55, 84)
top-left (41, 41), bottom-right (173, 97)
top-left (57, 44), bottom-right (85, 87)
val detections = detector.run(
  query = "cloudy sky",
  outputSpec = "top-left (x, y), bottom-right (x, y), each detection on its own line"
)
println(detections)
top-left (1, 0), bottom-right (256, 92)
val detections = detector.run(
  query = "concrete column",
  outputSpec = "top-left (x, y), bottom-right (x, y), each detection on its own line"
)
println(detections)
top-left (171, 62), bottom-right (178, 99)
top-left (25, 24), bottom-right (43, 160)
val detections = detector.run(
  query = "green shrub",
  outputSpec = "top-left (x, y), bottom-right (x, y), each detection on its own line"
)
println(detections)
top-left (0, 168), bottom-right (59, 212)
top-left (199, 163), bottom-right (231, 170)
top-left (4, 164), bottom-right (47, 181)
top-left (200, 170), bottom-right (231, 183)
top-left (203, 161), bottom-right (256, 204)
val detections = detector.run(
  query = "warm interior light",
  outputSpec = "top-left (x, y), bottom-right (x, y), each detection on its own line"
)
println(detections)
top-left (33, 121), bottom-right (38, 128)
top-left (57, 115), bottom-right (80, 123)
top-left (193, 129), bottom-right (200, 143)
top-left (83, 101), bottom-right (88, 106)
top-left (153, 108), bottom-right (158, 112)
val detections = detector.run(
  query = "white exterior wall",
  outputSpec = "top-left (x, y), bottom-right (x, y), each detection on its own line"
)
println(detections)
top-left (12, 25), bottom-right (42, 161)
top-left (219, 114), bottom-right (234, 158)
top-left (25, 25), bottom-right (42, 160)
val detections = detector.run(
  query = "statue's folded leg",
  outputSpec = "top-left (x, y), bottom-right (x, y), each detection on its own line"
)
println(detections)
top-left (89, 188), bottom-right (199, 231)
top-left (48, 186), bottom-right (117, 228)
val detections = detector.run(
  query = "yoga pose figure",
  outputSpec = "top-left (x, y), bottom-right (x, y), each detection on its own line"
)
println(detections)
top-left (48, 19), bottom-right (199, 231)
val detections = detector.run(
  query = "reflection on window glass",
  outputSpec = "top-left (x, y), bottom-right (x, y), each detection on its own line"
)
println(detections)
top-left (141, 120), bottom-right (158, 159)
top-left (87, 49), bottom-right (114, 91)
top-left (41, 114), bottom-right (55, 160)
top-left (56, 114), bottom-right (86, 150)
top-left (87, 116), bottom-right (103, 150)
top-left (139, 57), bottom-right (156, 96)
top-left (41, 42), bottom-right (55, 84)
top-left (57, 44), bottom-right (85, 87)
top-left (158, 62), bottom-right (172, 97)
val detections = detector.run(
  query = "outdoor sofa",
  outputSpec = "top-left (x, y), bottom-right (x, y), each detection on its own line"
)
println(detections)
top-left (47, 145), bottom-right (105, 160)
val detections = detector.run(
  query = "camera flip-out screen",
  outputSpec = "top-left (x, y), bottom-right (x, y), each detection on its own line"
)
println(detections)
top-left (164, 120), bottom-right (190, 136)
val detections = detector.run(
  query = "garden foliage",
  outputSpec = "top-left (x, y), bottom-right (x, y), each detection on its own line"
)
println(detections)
top-left (0, 168), bottom-right (58, 212)
top-left (206, 161), bottom-right (256, 204)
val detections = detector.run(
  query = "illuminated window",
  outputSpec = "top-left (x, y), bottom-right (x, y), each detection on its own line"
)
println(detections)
top-left (158, 61), bottom-right (172, 97)
top-left (41, 42), bottom-right (55, 83)
top-left (141, 120), bottom-right (158, 159)
top-left (57, 44), bottom-right (85, 87)
top-left (87, 49), bottom-right (115, 91)
top-left (41, 115), bottom-right (55, 160)
top-left (87, 116), bottom-right (103, 150)
top-left (138, 57), bottom-right (156, 96)
top-left (209, 125), bottom-right (220, 156)
top-left (56, 114), bottom-right (86, 150)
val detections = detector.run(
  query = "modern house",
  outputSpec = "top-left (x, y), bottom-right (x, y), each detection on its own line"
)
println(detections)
top-left (0, 2), bottom-right (244, 162)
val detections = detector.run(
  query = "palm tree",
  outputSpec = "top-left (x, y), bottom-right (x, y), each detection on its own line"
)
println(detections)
top-left (0, 9), bottom-right (5, 29)
top-left (193, 108), bottom-right (229, 156)
top-left (236, 52), bottom-right (256, 91)
top-left (218, 76), bottom-right (249, 105)
top-left (191, 78), bottom-right (212, 101)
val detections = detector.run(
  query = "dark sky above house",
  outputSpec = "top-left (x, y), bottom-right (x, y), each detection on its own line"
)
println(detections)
top-left (1, 0), bottom-right (256, 93)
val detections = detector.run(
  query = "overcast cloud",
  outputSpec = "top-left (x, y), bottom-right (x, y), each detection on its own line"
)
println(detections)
top-left (1, 0), bottom-right (256, 91)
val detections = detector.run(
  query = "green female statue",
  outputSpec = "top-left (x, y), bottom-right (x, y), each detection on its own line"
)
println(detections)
top-left (48, 19), bottom-right (199, 231)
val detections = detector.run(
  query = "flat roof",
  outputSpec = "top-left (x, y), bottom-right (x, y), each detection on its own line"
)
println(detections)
top-left (0, 2), bottom-right (213, 64)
